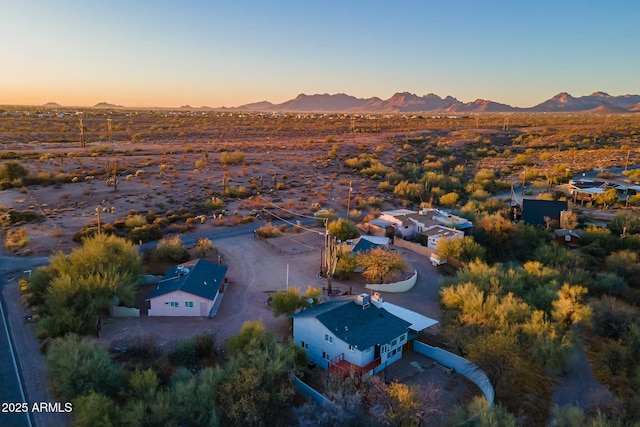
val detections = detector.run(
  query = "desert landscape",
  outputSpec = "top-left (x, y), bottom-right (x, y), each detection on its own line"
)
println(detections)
top-left (3, 107), bottom-right (640, 426)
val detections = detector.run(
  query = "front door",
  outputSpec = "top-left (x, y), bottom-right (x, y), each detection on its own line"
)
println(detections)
top-left (200, 302), bottom-right (208, 316)
top-left (374, 344), bottom-right (380, 360)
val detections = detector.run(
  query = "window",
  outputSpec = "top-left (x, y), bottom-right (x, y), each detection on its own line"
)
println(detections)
top-left (391, 338), bottom-right (398, 347)
top-left (324, 334), bottom-right (333, 344)
top-left (381, 344), bottom-right (388, 354)
top-left (185, 301), bottom-right (193, 308)
top-left (322, 351), bottom-right (329, 360)
top-left (169, 301), bottom-right (179, 308)
top-left (400, 334), bottom-right (406, 343)
top-left (349, 344), bottom-right (355, 352)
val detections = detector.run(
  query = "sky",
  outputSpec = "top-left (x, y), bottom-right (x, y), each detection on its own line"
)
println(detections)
top-left (1, 1), bottom-right (638, 108)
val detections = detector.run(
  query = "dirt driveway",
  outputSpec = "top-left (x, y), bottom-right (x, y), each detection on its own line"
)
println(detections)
top-left (100, 230), bottom-right (445, 348)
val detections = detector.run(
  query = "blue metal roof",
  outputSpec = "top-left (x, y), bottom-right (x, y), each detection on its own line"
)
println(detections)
top-left (292, 299), bottom-right (411, 350)
top-left (145, 259), bottom-right (227, 301)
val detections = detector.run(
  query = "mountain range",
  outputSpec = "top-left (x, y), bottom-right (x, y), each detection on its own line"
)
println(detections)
top-left (37, 92), bottom-right (640, 113)
top-left (233, 91), bottom-right (640, 113)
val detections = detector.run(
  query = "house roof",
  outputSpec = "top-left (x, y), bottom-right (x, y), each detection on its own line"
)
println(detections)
top-left (555, 229), bottom-right (581, 239)
top-left (351, 238), bottom-right (381, 254)
top-left (360, 235), bottom-right (390, 245)
top-left (371, 300), bottom-right (439, 331)
top-left (369, 218), bottom-right (394, 228)
top-left (422, 225), bottom-right (462, 238)
top-left (521, 199), bottom-right (568, 226)
top-left (145, 259), bottom-right (227, 301)
top-left (291, 299), bottom-right (412, 350)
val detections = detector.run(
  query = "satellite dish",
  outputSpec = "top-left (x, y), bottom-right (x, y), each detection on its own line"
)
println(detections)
top-left (307, 298), bottom-right (314, 305)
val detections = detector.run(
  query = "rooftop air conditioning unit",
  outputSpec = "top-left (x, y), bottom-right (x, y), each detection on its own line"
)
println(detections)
top-left (355, 293), bottom-right (370, 308)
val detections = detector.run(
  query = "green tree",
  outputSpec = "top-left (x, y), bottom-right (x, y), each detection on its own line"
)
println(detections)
top-left (32, 234), bottom-right (142, 338)
top-left (385, 381), bottom-right (424, 427)
top-left (73, 392), bottom-right (120, 427)
top-left (439, 192), bottom-right (460, 208)
top-left (47, 334), bottom-right (122, 401)
top-left (216, 321), bottom-right (306, 426)
top-left (327, 218), bottom-right (360, 242)
top-left (0, 160), bottom-right (29, 181)
top-left (335, 251), bottom-right (358, 280)
top-left (271, 287), bottom-right (302, 318)
top-left (358, 247), bottom-right (408, 284)
top-left (435, 235), bottom-right (486, 264)
top-left (393, 180), bottom-right (424, 202)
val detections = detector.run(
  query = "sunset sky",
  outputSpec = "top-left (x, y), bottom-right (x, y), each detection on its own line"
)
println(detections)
top-left (1, 1), bottom-right (638, 108)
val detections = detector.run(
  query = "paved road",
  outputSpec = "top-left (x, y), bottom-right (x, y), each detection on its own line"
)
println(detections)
top-left (139, 215), bottom-right (319, 251)
top-left (0, 275), bottom-right (32, 427)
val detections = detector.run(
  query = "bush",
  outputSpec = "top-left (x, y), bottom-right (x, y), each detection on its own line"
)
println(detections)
top-left (155, 235), bottom-right (189, 262)
top-left (170, 339), bottom-right (198, 370)
top-left (47, 334), bottom-right (122, 400)
top-left (124, 214), bottom-right (148, 228)
top-left (220, 151), bottom-right (246, 165)
top-left (128, 224), bottom-right (163, 243)
top-left (4, 228), bottom-right (30, 253)
top-left (4, 209), bottom-right (41, 224)
top-left (255, 223), bottom-right (282, 239)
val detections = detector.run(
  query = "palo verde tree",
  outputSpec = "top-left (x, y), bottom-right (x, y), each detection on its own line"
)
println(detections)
top-left (358, 247), bottom-right (408, 284)
top-left (327, 218), bottom-right (360, 242)
top-left (29, 234), bottom-right (142, 338)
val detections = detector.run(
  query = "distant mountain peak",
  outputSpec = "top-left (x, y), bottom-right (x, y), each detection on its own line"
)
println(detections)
top-left (232, 90), bottom-right (640, 114)
top-left (93, 101), bottom-right (123, 109)
top-left (551, 92), bottom-right (574, 102)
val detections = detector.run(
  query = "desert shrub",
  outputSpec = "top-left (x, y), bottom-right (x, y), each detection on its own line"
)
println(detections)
top-left (47, 334), bottom-right (122, 400)
top-left (255, 223), bottom-right (282, 239)
top-left (335, 252), bottom-right (358, 280)
top-left (223, 185), bottom-right (250, 198)
top-left (4, 227), bottom-right (30, 252)
top-left (4, 209), bottom-right (41, 224)
top-left (128, 224), bottom-right (162, 243)
top-left (203, 197), bottom-right (224, 211)
top-left (152, 217), bottom-right (169, 227)
top-left (0, 160), bottom-right (29, 181)
top-left (124, 214), bottom-right (148, 228)
top-left (378, 181), bottom-right (393, 192)
top-left (170, 339), bottom-right (199, 370)
top-left (155, 235), bottom-right (189, 262)
top-left (194, 332), bottom-right (217, 359)
top-left (220, 151), bottom-right (246, 165)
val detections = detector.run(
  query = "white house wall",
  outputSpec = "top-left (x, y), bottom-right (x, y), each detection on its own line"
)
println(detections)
top-left (292, 315), bottom-right (408, 372)
top-left (148, 290), bottom-right (216, 317)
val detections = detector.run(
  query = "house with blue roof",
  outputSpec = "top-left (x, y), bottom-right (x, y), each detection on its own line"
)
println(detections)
top-left (290, 294), bottom-right (438, 378)
top-left (145, 258), bottom-right (228, 317)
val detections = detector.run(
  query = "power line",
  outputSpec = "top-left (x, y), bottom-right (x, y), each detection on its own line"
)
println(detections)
top-left (261, 209), bottom-right (324, 236)
top-left (262, 199), bottom-right (318, 220)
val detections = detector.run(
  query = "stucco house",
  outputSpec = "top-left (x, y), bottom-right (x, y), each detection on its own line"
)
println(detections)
top-left (290, 294), bottom-right (438, 377)
top-left (378, 208), bottom-right (472, 240)
top-left (145, 259), bottom-right (228, 317)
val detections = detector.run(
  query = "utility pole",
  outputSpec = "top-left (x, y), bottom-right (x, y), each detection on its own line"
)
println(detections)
top-left (79, 113), bottom-right (85, 148)
top-left (350, 116), bottom-right (356, 142)
top-left (107, 117), bottom-right (112, 144)
top-left (346, 180), bottom-right (352, 220)
top-left (625, 149), bottom-right (631, 172)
